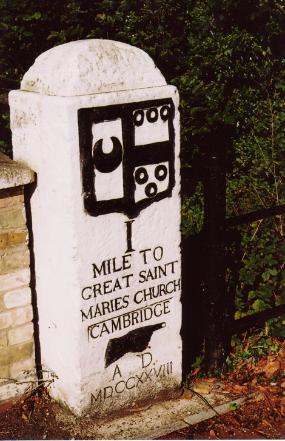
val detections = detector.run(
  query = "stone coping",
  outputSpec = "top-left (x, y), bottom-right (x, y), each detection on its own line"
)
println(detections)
top-left (0, 153), bottom-right (34, 190)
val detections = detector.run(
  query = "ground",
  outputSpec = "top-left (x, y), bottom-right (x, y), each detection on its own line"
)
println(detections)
top-left (0, 338), bottom-right (284, 440)
top-left (163, 384), bottom-right (285, 439)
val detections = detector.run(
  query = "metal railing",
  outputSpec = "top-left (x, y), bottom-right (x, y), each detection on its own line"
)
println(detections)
top-left (182, 151), bottom-right (285, 372)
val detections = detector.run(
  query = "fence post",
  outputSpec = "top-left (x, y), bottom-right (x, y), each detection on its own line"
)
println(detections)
top-left (203, 151), bottom-right (227, 371)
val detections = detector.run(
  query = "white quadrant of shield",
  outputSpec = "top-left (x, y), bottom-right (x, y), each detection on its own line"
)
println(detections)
top-left (92, 119), bottom-right (124, 201)
top-left (134, 105), bottom-right (170, 146)
top-left (134, 162), bottom-right (169, 203)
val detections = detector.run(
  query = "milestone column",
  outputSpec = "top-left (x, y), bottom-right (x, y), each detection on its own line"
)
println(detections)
top-left (9, 39), bottom-right (182, 416)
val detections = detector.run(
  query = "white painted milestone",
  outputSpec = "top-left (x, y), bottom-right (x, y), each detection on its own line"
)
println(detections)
top-left (9, 39), bottom-right (182, 416)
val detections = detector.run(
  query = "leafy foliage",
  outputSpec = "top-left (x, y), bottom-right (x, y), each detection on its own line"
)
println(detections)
top-left (0, 0), bottom-right (284, 335)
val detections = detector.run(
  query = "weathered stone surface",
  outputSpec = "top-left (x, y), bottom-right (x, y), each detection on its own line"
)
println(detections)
top-left (0, 311), bottom-right (12, 330)
top-left (0, 380), bottom-right (33, 402)
top-left (2, 244), bottom-right (30, 273)
top-left (11, 304), bottom-right (33, 327)
top-left (0, 160), bottom-right (35, 404)
top-left (0, 206), bottom-right (26, 229)
top-left (10, 356), bottom-right (35, 379)
top-left (8, 322), bottom-right (34, 346)
top-left (0, 293), bottom-right (4, 311)
top-left (21, 39), bottom-right (166, 96)
top-left (4, 287), bottom-right (31, 309)
top-left (10, 39), bottom-right (181, 417)
top-left (0, 153), bottom-right (34, 190)
top-left (0, 233), bottom-right (8, 250)
top-left (0, 193), bottom-right (24, 209)
top-left (0, 365), bottom-right (9, 383)
top-left (0, 268), bottom-right (30, 292)
top-left (0, 341), bottom-right (34, 365)
top-left (8, 230), bottom-right (28, 246)
top-left (0, 330), bottom-right (7, 350)
top-left (53, 392), bottom-right (252, 440)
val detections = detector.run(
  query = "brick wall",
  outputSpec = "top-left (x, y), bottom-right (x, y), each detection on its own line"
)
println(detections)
top-left (0, 154), bottom-right (35, 404)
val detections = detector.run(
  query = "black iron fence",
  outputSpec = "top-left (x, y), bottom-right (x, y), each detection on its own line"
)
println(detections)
top-left (181, 151), bottom-right (285, 374)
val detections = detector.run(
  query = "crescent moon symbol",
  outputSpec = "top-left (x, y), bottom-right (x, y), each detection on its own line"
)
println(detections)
top-left (93, 136), bottom-right (123, 173)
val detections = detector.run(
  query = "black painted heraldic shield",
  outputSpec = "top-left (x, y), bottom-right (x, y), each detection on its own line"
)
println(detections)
top-left (78, 98), bottom-right (176, 218)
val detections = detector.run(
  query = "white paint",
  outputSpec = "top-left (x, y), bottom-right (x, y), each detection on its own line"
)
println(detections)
top-left (20, 40), bottom-right (166, 96)
top-left (9, 39), bottom-right (181, 417)
top-left (134, 105), bottom-right (170, 145)
top-left (92, 119), bottom-right (124, 201)
top-left (134, 162), bottom-right (169, 203)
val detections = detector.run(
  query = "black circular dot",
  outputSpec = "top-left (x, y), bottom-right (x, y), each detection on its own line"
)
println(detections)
top-left (135, 167), bottom-right (148, 184)
top-left (133, 110), bottom-right (144, 126)
top-left (145, 182), bottom-right (158, 198)
top-left (155, 164), bottom-right (168, 181)
top-left (146, 107), bottom-right (158, 123)
top-left (160, 105), bottom-right (170, 121)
